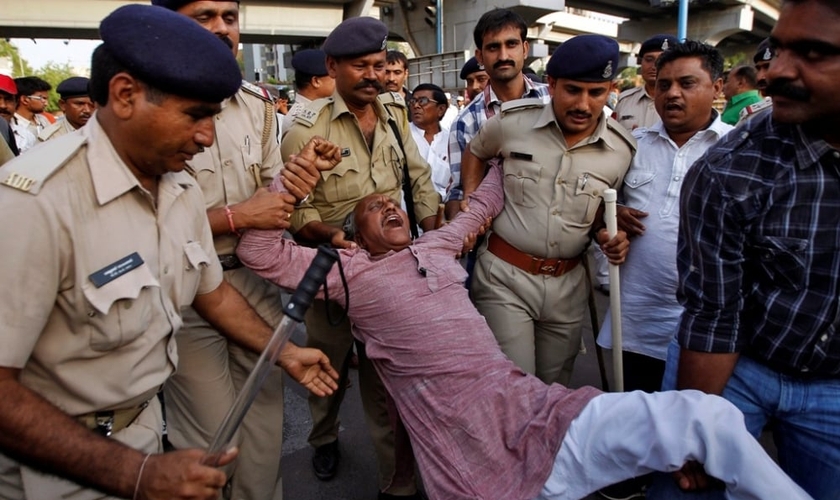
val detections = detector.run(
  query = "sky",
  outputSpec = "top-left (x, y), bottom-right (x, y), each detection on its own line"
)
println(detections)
top-left (11, 38), bottom-right (101, 73)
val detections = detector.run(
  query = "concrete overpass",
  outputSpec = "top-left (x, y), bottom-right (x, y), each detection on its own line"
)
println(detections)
top-left (1, 0), bottom-right (779, 65)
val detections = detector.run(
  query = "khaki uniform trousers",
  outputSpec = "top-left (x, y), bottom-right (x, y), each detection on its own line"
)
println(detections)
top-left (164, 267), bottom-right (286, 500)
top-left (472, 247), bottom-right (589, 386)
top-left (305, 299), bottom-right (415, 495)
top-left (0, 397), bottom-right (163, 499)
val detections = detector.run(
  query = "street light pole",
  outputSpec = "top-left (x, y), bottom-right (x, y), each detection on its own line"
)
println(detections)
top-left (678, 0), bottom-right (688, 40)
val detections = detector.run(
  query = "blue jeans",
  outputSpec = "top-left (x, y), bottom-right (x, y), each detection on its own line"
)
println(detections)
top-left (648, 341), bottom-right (840, 500)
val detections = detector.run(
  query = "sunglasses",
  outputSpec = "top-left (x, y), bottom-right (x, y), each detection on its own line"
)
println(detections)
top-left (408, 97), bottom-right (441, 107)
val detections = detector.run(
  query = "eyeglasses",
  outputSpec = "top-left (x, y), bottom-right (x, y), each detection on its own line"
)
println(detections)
top-left (26, 95), bottom-right (48, 102)
top-left (408, 97), bottom-right (439, 107)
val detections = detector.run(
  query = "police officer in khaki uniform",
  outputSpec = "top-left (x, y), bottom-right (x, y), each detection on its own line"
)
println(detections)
top-left (150, 1), bottom-right (296, 498)
top-left (614, 34), bottom-right (679, 131)
top-left (283, 49), bottom-right (335, 134)
top-left (282, 17), bottom-right (439, 500)
top-left (461, 35), bottom-right (635, 386)
top-left (0, 5), bottom-right (337, 500)
top-left (38, 77), bottom-right (94, 142)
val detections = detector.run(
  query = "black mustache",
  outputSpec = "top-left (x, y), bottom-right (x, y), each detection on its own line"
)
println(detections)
top-left (354, 79), bottom-right (383, 91)
top-left (494, 60), bottom-right (514, 69)
top-left (765, 79), bottom-right (810, 102)
top-left (219, 35), bottom-right (234, 50)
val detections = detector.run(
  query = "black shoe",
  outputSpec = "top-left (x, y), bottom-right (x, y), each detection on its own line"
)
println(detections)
top-left (312, 440), bottom-right (340, 481)
top-left (377, 493), bottom-right (421, 500)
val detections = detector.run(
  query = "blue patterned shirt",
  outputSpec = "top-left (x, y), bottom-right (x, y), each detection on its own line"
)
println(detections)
top-left (677, 113), bottom-right (840, 376)
top-left (446, 77), bottom-right (549, 202)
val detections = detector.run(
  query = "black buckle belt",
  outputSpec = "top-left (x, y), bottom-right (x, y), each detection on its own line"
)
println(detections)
top-left (218, 254), bottom-right (243, 271)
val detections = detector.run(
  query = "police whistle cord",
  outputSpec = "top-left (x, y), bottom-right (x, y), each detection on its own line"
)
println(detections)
top-left (202, 245), bottom-right (344, 465)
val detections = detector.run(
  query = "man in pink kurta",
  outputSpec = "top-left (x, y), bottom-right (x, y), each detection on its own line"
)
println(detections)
top-left (238, 154), bottom-right (813, 500)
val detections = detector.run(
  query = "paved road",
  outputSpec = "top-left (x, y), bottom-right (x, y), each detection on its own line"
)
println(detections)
top-left (276, 281), bottom-right (616, 500)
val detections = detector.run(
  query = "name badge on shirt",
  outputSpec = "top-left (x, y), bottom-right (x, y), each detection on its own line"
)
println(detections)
top-left (89, 252), bottom-right (144, 288)
top-left (341, 147), bottom-right (351, 157)
top-left (510, 151), bottom-right (533, 161)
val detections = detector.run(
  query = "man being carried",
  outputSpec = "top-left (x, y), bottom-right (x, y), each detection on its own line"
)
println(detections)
top-left (237, 139), bottom-right (812, 500)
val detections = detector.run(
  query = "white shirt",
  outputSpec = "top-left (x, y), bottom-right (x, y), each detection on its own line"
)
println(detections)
top-left (440, 104), bottom-right (459, 131)
top-left (409, 122), bottom-right (451, 200)
top-left (10, 117), bottom-right (37, 153)
top-left (597, 114), bottom-right (733, 359)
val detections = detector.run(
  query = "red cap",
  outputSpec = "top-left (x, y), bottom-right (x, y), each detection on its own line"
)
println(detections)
top-left (0, 75), bottom-right (17, 96)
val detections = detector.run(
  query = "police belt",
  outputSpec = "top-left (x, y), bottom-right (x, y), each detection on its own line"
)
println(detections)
top-left (487, 233), bottom-right (581, 277)
top-left (218, 254), bottom-right (243, 271)
top-left (76, 400), bottom-right (150, 437)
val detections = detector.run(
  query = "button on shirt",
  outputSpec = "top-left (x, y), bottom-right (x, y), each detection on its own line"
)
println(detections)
top-left (447, 77), bottom-right (549, 202)
top-left (678, 113), bottom-right (840, 376)
top-left (0, 118), bottom-right (223, 415)
top-left (598, 115), bottom-right (732, 359)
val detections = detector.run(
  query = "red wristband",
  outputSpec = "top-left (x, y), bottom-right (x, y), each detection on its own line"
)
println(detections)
top-left (224, 205), bottom-right (241, 237)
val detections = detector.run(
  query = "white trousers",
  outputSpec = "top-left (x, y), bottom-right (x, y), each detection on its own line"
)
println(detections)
top-left (536, 390), bottom-right (813, 500)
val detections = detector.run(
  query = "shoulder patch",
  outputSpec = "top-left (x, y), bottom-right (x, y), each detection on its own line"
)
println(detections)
top-left (378, 91), bottom-right (406, 108)
top-left (0, 132), bottom-right (86, 195)
top-left (293, 97), bottom-right (334, 128)
top-left (240, 80), bottom-right (272, 102)
top-left (618, 86), bottom-right (642, 99)
top-left (500, 97), bottom-right (545, 115)
top-left (739, 98), bottom-right (773, 120)
top-left (606, 116), bottom-right (637, 152)
top-left (37, 122), bottom-right (61, 142)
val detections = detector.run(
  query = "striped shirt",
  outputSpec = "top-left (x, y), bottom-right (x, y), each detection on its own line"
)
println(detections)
top-left (446, 77), bottom-right (549, 201)
top-left (677, 112), bottom-right (840, 377)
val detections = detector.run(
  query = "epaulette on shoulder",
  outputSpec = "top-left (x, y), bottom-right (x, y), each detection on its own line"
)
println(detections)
top-left (37, 121), bottom-right (61, 142)
top-left (739, 98), bottom-right (773, 121)
top-left (0, 132), bottom-right (86, 195)
top-left (500, 97), bottom-right (545, 115)
top-left (293, 97), bottom-right (334, 128)
top-left (378, 91), bottom-right (406, 108)
top-left (606, 116), bottom-right (637, 151)
top-left (618, 86), bottom-right (642, 99)
top-left (240, 80), bottom-right (272, 102)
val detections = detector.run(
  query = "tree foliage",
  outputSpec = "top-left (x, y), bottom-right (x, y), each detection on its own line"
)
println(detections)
top-left (35, 62), bottom-right (78, 112)
top-left (0, 40), bottom-right (34, 77)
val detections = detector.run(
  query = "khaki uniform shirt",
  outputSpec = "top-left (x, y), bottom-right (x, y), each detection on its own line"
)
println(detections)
top-left (469, 99), bottom-right (636, 259)
top-left (614, 86), bottom-right (659, 131)
top-left (283, 93), bottom-right (311, 134)
top-left (186, 83), bottom-right (281, 256)
top-left (0, 118), bottom-right (222, 416)
top-left (0, 136), bottom-right (13, 167)
top-left (38, 119), bottom-right (76, 142)
top-left (282, 92), bottom-right (440, 230)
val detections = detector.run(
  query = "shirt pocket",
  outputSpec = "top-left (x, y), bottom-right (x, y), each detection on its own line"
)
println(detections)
top-left (82, 262), bottom-right (161, 351)
top-left (566, 171), bottom-right (611, 227)
top-left (181, 241), bottom-right (212, 305)
top-left (748, 235), bottom-right (808, 291)
top-left (321, 154), bottom-right (364, 202)
top-left (622, 169), bottom-right (657, 212)
top-left (503, 158), bottom-right (541, 208)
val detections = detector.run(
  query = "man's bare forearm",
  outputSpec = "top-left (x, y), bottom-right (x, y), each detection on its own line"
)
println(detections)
top-left (460, 144), bottom-right (486, 198)
top-left (0, 368), bottom-right (143, 497)
top-left (677, 350), bottom-right (740, 395)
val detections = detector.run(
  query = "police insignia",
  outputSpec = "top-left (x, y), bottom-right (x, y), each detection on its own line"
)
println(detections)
top-left (602, 61), bottom-right (613, 79)
top-left (380, 36), bottom-right (387, 50)
top-left (763, 48), bottom-right (773, 61)
top-left (661, 39), bottom-right (670, 51)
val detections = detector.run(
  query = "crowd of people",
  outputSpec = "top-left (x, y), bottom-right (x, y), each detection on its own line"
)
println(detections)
top-left (0, 0), bottom-right (837, 499)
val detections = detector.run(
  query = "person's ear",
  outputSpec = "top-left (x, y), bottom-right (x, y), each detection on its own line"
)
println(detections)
top-left (109, 72), bottom-right (140, 120)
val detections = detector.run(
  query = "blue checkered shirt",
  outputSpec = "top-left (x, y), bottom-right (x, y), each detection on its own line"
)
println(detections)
top-left (677, 113), bottom-right (840, 376)
top-left (446, 78), bottom-right (549, 202)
